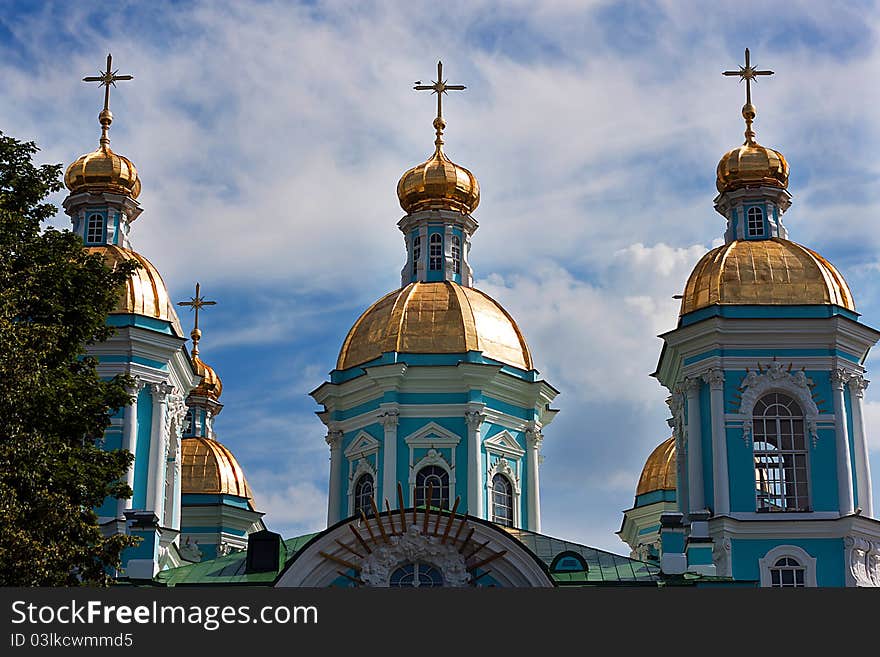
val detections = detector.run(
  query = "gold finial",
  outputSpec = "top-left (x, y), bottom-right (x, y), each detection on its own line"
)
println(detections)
top-left (83, 53), bottom-right (134, 149)
top-left (414, 61), bottom-right (466, 150)
top-left (723, 48), bottom-right (773, 145)
top-left (177, 282), bottom-right (217, 357)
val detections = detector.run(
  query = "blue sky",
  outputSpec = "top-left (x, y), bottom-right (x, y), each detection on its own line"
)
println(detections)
top-left (1, 0), bottom-right (878, 553)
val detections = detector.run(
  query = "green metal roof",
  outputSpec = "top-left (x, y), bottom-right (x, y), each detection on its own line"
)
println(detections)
top-left (154, 533), bottom-right (318, 587)
top-left (503, 528), bottom-right (662, 585)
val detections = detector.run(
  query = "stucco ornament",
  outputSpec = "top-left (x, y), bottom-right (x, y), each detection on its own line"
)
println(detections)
top-left (360, 524), bottom-right (470, 587)
top-left (845, 537), bottom-right (880, 587)
top-left (739, 363), bottom-right (819, 447)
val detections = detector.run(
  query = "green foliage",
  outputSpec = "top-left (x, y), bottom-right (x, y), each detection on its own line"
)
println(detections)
top-left (0, 131), bottom-right (140, 586)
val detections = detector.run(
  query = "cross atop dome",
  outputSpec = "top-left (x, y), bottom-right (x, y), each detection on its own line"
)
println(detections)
top-left (414, 61), bottom-right (466, 149)
top-left (723, 48), bottom-right (773, 145)
top-left (83, 53), bottom-right (134, 148)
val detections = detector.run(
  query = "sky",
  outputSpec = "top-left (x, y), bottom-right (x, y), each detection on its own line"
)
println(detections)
top-left (1, 0), bottom-right (878, 554)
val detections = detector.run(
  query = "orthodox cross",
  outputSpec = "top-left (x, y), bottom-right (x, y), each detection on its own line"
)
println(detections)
top-left (83, 53), bottom-right (133, 113)
top-left (414, 61), bottom-right (466, 120)
top-left (177, 283), bottom-right (217, 356)
top-left (722, 48), bottom-right (773, 107)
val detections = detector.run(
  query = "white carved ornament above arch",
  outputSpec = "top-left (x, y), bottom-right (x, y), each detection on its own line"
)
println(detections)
top-left (344, 430), bottom-right (381, 460)
top-left (738, 362), bottom-right (820, 447)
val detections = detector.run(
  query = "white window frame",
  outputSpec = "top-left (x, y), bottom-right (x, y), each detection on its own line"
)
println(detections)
top-left (86, 212), bottom-right (105, 244)
top-left (412, 234), bottom-right (421, 276)
top-left (404, 422), bottom-right (460, 507)
top-left (484, 431), bottom-right (524, 528)
top-left (429, 233), bottom-right (443, 271)
top-left (746, 206), bottom-right (764, 237)
top-left (758, 545), bottom-right (817, 587)
top-left (451, 234), bottom-right (461, 275)
top-left (345, 431), bottom-right (380, 517)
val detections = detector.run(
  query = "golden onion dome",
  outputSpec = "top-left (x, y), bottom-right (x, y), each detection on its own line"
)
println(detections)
top-left (65, 144), bottom-right (141, 199)
top-left (191, 354), bottom-right (223, 400)
top-left (636, 436), bottom-right (676, 497)
top-left (180, 437), bottom-right (255, 507)
top-left (86, 245), bottom-right (184, 336)
top-left (716, 103), bottom-right (788, 193)
top-left (680, 238), bottom-right (855, 316)
top-left (338, 281), bottom-right (532, 371)
top-left (397, 117), bottom-right (480, 215)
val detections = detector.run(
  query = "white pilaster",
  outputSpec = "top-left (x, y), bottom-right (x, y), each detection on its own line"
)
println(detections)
top-left (380, 409), bottom-right (400, 508)
top-left (832, 369), bottom-right (856, 515)
top-left (465, 408), bottom-right (486, 518)
top-left (147, 382), bottom-right (172, 525)
top-left (525, 424), bottom-right (543, 532)
top-left (326, 430), bottom-right (344, 526)
top-left (684, 377), bottom-right (705, 513)
top-left (703, 369), bottom-right (729, 516)
top-left (848, 375), bottom-right (874, 518)
top-left (119, 378), bottom-right (141, 518)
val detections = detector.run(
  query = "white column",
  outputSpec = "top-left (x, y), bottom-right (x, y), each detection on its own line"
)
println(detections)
top-left (848, 375), bottom-right (874, 518)
top-left (326, 430), bottom-right (344, 526)
top-left (684, 378), bottom-right (705, 513)
top-left (147, 382), bottom-right (171, 525)
top-left (525, 424), bottom-right (543, 532)
top-left (704, 369), bottom-right (729, 516)
top-left (119, 378), bottom-right (140, 518)
top-left (832, 369), bottom-right (856, 515)
top-left (380, 409), bottom-right (400, 508)
top-left (465, 409), bottom-right (486, 518)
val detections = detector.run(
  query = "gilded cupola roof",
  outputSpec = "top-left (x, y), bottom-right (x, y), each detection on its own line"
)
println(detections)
top-left (337, 281), bottom-right (532, 371)
top-left (636, 437), bottom-right (676, 497)
top-left (86, 244), bottom-right (184, 336)
top-left (180, 436), bottom-right (254, 506)
top-left (717, 49), bottom-right (788, 194)
top-left (680, 238), bottom-right (855, 316)
top-left (397, 61), bottom-right (480, 215)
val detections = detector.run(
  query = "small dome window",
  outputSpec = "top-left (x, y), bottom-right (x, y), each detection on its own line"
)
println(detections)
top-left (429, 234), bottom-right (443, 271)
top-left (747, 206), bottom-right (764, 237)
top-left (412, 234), bottom-right (421, 276)
top-left (86, 213), bottom-right (105, 244)
top-left (452, 235), bottom-right (461, 275)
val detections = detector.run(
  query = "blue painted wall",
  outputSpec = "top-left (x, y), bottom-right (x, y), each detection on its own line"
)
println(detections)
top-left (132, 386), bottom-right (153, 509)
top-left (731, 538), bottom-right (844, 586)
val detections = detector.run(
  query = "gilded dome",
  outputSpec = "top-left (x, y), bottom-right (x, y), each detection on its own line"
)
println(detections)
top-left (191, 355), bottom-right (223, 400)
top-left (717, 140), bottom-right (788, 193)
top-left (338, 281), bottom-right (532, 371)
top-left (86, 245), bottom-right (184, 336)
top-left (680, 238), bottom-right (855, 316)
top-left (716, 104), bottom-right (788, 193)
top-left (397, 144), bottom-right (480, 215)
top-left (181, 437), bottom-right (254, 506)
top-left (636, 437), bottom-right (676, 497)
top-left (65, 144), bottom-right (141, 200)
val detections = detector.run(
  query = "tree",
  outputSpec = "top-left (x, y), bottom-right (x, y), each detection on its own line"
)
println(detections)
top-left (0, 131), bottom-right (139, 586)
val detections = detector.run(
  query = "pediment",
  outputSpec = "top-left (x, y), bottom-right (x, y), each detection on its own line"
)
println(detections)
top-left (403, 421), bottom-right (461, 447)
top-left (344, 431), bottom-right (381, 458)
top-left (484, 430), bottom-right (525, 458)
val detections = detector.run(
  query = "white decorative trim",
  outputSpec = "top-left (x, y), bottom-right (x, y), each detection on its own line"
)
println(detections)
top-left (712, 537), bottom-right (732, 578)
top-left (484, 430), bottom-right (525, 459)
top-left (360, 524), bottom-right (470, 587)
top-left (410, 449), bottom-right (452, 485)
top-left (347, 458), bottom-right (377, 517)
top-left (758, 545), bottom-right (818, 588)
top-left (738, 363), bottom-right (819, 447)
top-left (487, 457), bottom-right (521, 528)
top-left (344, 430), bottom-right (380, 460)
top-left (403, 421), bottom-right (461, 449)
top-left (844, 537), bottom-right (880, 587)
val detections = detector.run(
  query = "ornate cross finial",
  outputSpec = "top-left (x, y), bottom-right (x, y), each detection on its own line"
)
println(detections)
top-left (414, 61), bottom-right (466, 149)
top-left (83, 53), bottom-right (133, 147)
top-left (723, 48), bottom-right (773, 145)
top-left (177, 282), bottom-right (216, 357)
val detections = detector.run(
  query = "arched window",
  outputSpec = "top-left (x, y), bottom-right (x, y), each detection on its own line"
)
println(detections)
top-left (550, 551), bottom-right (589, 573)
top-left (412, 235), bottom-right (421, 276)
top-left (491, 474), bottom-right (514, 527)
top-left (414, 465), bottom-right (449, 509)
top-left (353, 473), bottom-right (374, 517)
top-left (769, 557), bottom-right (806, 588)
top-left (429, 233), bottom-right (443, 271)
top-left (451, 235), bottom-right (461, 275)
top-left (753, 393), bottom-right (809, 512)
top-left (389, 562), bottom-right (443, 587)
top-left (86, 213), bottom-right (105, 244)
top-left (747, 206), bottom-right (764, 237)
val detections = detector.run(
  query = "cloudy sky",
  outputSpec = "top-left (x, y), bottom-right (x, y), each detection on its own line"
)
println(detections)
top-left (1, 0), bottom-right (878, 553)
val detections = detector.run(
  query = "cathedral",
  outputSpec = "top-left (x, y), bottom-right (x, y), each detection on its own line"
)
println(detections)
top-left (66, 53), bottom-right (880, 588)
